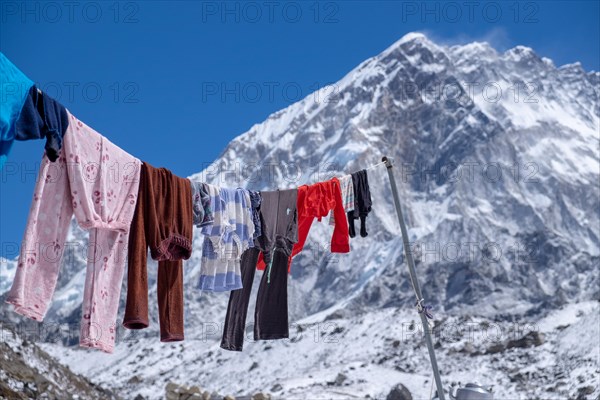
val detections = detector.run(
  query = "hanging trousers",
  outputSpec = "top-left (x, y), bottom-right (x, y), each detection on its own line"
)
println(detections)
top-left (6, 112), bottom-right (141, 353)
top-left (123, 162), bottom-right (193, 342)
top-left (220, 247), bottom-right (290, 351)
top-left (221, 188), bottom-right (298, 351)
top-left (254, 249), bottom-right (290, 340)
top-left (220, 247), bottom-right (259, 351)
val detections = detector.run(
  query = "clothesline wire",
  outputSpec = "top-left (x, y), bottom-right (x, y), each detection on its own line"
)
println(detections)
top-left (232, 159), bottom-right (389, 191)
top-left (301, 159), bottom-right (388, 187)
top-left (333, 159), bottom-right (387, 180)
top-left (363, 160), bottom-right (387, 171)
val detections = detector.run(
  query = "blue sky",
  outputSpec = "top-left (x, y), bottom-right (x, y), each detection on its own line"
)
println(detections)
top-left (1, 0), bottom-right (599, 256)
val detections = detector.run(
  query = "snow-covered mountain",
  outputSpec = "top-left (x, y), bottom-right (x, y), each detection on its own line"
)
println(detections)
top-left (0, 325), bottom-right (117, 399)
top-left (1, 32), bottom-right (599, 399)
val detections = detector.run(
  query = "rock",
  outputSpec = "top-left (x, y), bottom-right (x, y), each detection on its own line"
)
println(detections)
top-left (507, 331), bottom-right (545, 349)
top-left (165, 382), bottom-right (182, 400)
top-left (576, 386), bottom-right (595, 400)
top-left (249, 362), bottom-right (259, 371)
top-left (223, 396), bottom-right (235, 400)
top-left (332, 326), bottom-right (344, 334)
top-left (386, 383), bottom-right (412, 400)
top-left (166, 392), bottom-right (179, 400)
top-left (133, 395), bottom-right (145, 400)
top-left (461, 342), bottom-right (475, 354)
top-left (324, 310), bottom-right (346, 320)
top-left (165, 382), bottom-right (180, 394)
top-left (128, 375), bottom-right (143, 384)
top-left (334, 373), bottom-right (347, 386)
top-left (189, 386), bottom-right (202, 394)
top-left (34, 374), bottom-right (51, 394)
top-left (326, 372), bottom-right (348, 386)
top-left (486, 343), bottom-right (506, 354)
top-left (209, 391), bottom-right (223, 400)
top-left (165, 382), bottom-right (211, 400)
top-left (252, 393), bottom-right (270, 400)
top-left (510, 372), bottom-right (526, 383)
top-left (270, 383), bottom-right (283, 392)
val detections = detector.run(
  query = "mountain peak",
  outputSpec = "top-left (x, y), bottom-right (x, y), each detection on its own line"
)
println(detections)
top-left (397, 31), bottom-right (428, 44)
top-left (383, 32), bottom-right (440, 54)
top-left (449, 41), bottom-right (498, 61)
top-left (559, 61), bottom-right (584, 71)
top-left (504, 45), bottom-right (540, 62)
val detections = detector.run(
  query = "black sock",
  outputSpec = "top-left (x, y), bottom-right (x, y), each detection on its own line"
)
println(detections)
top-left (360, 215), bottom-right (368, 237)
top-left (348, 211), bottom-right (356, 238)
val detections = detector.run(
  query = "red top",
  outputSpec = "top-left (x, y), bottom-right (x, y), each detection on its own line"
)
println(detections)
top-left (257, 177), bottom-right (350, 272)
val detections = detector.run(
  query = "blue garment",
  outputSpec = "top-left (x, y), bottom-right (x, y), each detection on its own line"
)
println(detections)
top-left (199, 186), bottom-right (255, 291)
top-left (15, 85), bottom-right (69, 162)
top-left (0, 52), bottom-right (34, 169)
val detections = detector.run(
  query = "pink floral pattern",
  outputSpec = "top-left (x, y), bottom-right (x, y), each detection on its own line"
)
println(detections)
top-left (6, 111), bottom-right (141, 354)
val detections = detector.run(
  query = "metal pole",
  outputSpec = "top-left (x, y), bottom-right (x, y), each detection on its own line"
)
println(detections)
top-left (382, 156), bottom-right (446, 400)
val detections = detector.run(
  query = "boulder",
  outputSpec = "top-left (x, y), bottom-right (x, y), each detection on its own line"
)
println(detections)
top-left (334, 373), bottom-right (347, 386)
top-left (128, 376), bottom-right (143, 385)
top-left (189, 386), bottom-right (202, 394)
top-left (386, 383), bottom-right (412, 400)
top-left (507, 331), bottom-right (545, 349)
top-left (209, 391), bottom-right (223, 400)
top-left (165, 382), bottom-right (181, 400)
top-left (270, 383), bottom-right (283, 392)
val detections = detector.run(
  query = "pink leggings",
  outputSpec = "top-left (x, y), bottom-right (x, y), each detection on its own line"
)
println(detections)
top-left (6, 112), bottom-right (140, 353)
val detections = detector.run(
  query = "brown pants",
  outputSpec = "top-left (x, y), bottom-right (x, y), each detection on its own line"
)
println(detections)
top-left (123, 162), bottom-right (193, 342)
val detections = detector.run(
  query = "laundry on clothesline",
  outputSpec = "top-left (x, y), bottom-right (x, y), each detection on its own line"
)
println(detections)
top-left (197, 186), bottom-right (254, 292)
top-left (6, 111), bottom-right (141, 353)
top-left (329, 173), bottom-right (355, 226)
top-left (348, 169), bottom-right (373, 238)
top-left (123, 162), bottom-right (193, 343)
top-left (15, 85), bottom-right (69, 162)
top-left (3, 51), bottom-right (382, 354)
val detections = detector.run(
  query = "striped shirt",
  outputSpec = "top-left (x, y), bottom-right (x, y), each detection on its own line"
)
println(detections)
top-left (198, 185), bottom-right (254, 291)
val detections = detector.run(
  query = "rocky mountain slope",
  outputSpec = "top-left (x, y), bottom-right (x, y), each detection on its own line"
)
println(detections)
top-left (1, 32), bottom-right (599, 399)
top-left (0, 326), bottom-right (117, 399)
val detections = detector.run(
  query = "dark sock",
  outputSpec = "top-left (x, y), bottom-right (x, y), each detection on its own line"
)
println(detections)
top-left (348, 211), bottom-right (356, 238)
top-left (360, 215), bottom-right (368, 237)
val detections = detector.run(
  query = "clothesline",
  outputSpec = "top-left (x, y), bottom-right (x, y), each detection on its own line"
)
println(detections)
top-left (5, 99), bottom-right (378, 351)
top-left (3, 52), bottom-right (377, 340)
top-left (1, 53), bottom-right (447, 399)
top-left (364, 160), bottom-right (387, 171)
top-left (275, 159), bottom-right (388, 190)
